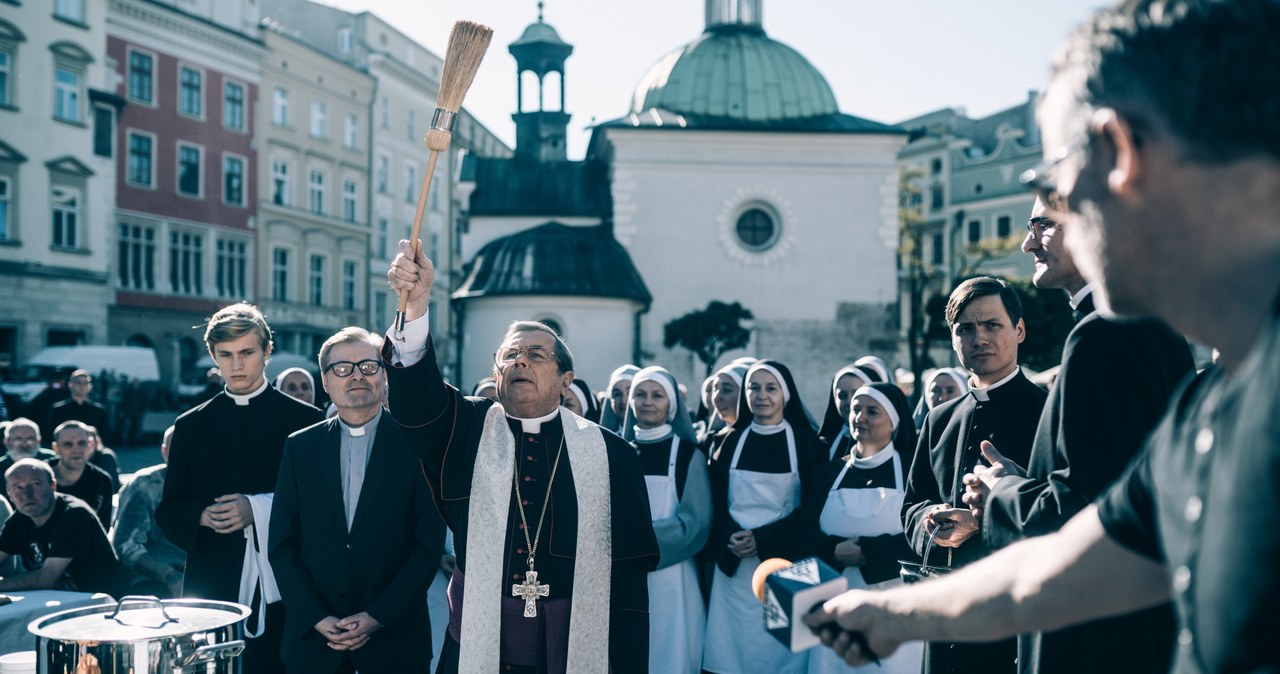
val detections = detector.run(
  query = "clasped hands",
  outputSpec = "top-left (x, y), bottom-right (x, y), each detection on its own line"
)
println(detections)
top-left (199, 494), bottom-right (253, 534)
top-left (315, 612), bottom-right (382, 651)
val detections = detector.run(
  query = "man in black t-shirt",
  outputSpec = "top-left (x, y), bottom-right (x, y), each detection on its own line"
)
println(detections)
top-left (804, 2), bottom-right (1280, 672)
top-left (0, 459), bottom-right (126, 596)
top-left (49, 421), bottom-right (114, 528)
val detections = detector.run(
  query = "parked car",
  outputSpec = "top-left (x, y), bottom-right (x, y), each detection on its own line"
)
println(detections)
top-left (1, 346), bottom-right (161, 404)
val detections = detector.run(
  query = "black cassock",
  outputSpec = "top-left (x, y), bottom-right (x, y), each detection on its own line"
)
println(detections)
top-left (903, 368), bottom-right (1047, 674)
top-left (981, 295), bottom-right (1194, 674)
top-left (157, 386), bottom-right (321, 672)
top-left (383, 337), bottom-right (659, 674)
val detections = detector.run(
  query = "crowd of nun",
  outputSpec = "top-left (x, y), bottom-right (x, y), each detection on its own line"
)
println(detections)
top-left (471, 351), bottom-right (972, 674)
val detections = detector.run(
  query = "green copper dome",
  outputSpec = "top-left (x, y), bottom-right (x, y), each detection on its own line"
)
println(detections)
top-left (629, 25), bottom-right (839, 121)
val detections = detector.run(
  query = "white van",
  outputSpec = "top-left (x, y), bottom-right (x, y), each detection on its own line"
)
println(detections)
top-left (2, 346), bottom-right (161, 403)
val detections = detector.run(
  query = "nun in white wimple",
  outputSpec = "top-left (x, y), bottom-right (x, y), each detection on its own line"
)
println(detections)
top-left (800, 382), bottom-right (923, 674)
top-left (703, 360), bottom-right (824, 674)
top-left (275, 367), bottom-right (315, 406)
top-left (816, 364), bottom-right (882, 461)
top-left (600, 364), bottom-right (639, 434)
top-left (622, 366), bottom-right (711, 674)
top-left (853, 355), bottom-right (894, 386)
top-left (911, 367), bottom-right (972, 430)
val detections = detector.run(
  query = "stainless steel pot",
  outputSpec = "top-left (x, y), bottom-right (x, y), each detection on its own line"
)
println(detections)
top-left (28, 596), bottom-right (250, 674)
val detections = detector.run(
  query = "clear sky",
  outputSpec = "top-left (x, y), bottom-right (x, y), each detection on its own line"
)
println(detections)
top-left (314, 0), bottom-right (1106, 159)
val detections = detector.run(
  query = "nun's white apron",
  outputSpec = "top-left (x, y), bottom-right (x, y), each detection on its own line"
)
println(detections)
top-left (807, 448), bottom-right (923, 674)
top-left (703, 425), bottom-right (807, 674)
top-left (644, 437), bottom-right (705, 673)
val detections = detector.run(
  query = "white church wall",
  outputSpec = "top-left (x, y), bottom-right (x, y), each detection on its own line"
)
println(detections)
top-left (457, 295), bottom-right (641, 396)
top-left (602, 127), bottom-right (906, 400)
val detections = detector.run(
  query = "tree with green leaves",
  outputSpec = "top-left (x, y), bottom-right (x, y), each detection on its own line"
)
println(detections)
top-left (663, 301), bottom-right (755, 377)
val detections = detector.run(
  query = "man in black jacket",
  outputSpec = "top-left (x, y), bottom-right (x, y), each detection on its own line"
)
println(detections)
top-left (270, 327), bottom-right (443, 674)
top-left (158, 303), bottom-right (321, 673)
top-left (962, 203), bottom-right (1193, 674)
top-left (902, 276), bottom-right (1048, 674)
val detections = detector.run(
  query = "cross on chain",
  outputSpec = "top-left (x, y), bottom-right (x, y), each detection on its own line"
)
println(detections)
top-left (512, 570), bottom-right (550, 617)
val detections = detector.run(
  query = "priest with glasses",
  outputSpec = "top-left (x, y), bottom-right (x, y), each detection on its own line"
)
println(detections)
top-left (383, 241), bottom-right (659, 674)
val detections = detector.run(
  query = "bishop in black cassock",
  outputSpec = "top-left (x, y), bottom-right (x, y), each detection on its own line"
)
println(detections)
top-left (383, 312), bottom-right (658, 674)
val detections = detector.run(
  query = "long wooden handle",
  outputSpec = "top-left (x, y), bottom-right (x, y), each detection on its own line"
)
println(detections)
top-left (395, 149), bottom-right (441, 331)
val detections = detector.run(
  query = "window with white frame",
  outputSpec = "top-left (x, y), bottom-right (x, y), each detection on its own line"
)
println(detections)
top-left (51, 185), bottom-right (80, 249)
top-left (309, 254), bottom-right (324, 306)
top-left (216, 238), bottom-right (247, 299)
top-left (54, 0), bottom-right (86, 23)
top-left (127, 132), bottom-right (153, 187)
top-left (407, 109), bottom-right (415, 142)
top-left (430, 175), bottom-right (441, 212)
top-left (177, 144), bottom-right (202, 197)
top-left (272, 87), bottom-right (288, 126)
top-left (342, 178), bottom-right (357, 223)
top-left (223, 81), bottom-right (245, 131)
top-left (376, 155), bottom-right (388, 194)
top-left (374, 293), bottom-right (386, 329)
top-left (344, 114), bottom-right (357, 149)
top-left (310, 100), bottom-right (325, 138)
top-left (169, 230), bottom-right (204, 295)
top-left (342, 260), bottom-right (357, 310)
top-left (272, 247), bottom-right (289, 301)
top-left (271, 158), bottom-right (290, 206)
top-left (117, 222), bottom-right (156, 291)
top-left (54, 66), bottom-right (80, 122)
top-left (337, 28), bottom-right (352, 54)
top-left (0, 176), bottom-right (11, 241)
top-left (127, 50), bottom-right (153, 103)
top-left (223, 155), bottom-right (245, 206)
top-left (0, 48), bottom-right (12, 108)
top-left (379, 96), bottom-right (388, 129)
top-left (308, 169), bottom-right (325, 215)
top-left (404, 163), bottom-right (416, 203)
top-left (179, 66), bottom-right (202, 117)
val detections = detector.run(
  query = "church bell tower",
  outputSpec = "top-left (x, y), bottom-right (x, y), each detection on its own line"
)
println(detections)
top-left (509, 2), bottom-right (573, 163)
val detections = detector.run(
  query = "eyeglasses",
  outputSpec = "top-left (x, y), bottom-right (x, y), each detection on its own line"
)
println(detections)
top-left (325, 360), bottom-right (383, 377)
top-left (1026, 216), bottom-right (1058, 237)
top-left (1020, 142), bottom-right (1085, 212)
top-left (494, 347), bottom-right (557, 367)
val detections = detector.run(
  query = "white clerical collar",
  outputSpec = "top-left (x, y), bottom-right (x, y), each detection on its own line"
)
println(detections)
top-left (634, 424), bottom-right (673, 442)
top-left (226, 377), bottom-right (269, 406)
top-left (339, 408), bottom-right (381, 437)
top-left (511, 407), bottom-right (560, 433)
top-left (750, 420), bottom-right (789, 436)
top-left (1069, 283), bottom-right (1095, 310)
top-left (968, 366), bottom-right (1022, 402)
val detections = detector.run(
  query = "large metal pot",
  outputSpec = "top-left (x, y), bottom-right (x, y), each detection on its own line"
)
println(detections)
top-left (28, 596), bottom-right (250, 674)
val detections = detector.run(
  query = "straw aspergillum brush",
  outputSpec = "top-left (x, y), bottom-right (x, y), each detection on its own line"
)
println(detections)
top-left (395, 20), bottom-right (494, 335)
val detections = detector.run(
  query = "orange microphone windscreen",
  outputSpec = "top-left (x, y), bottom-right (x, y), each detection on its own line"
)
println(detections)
top-left (752, 558), bottom-right (794, 602)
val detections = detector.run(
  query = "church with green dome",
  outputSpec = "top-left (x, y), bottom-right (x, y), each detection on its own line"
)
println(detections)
top-left (455, 0), bottom-right (907, 405)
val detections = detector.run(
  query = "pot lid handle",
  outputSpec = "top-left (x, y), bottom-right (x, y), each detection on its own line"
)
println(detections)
top-left (102, 595), bottom-right (179, 629)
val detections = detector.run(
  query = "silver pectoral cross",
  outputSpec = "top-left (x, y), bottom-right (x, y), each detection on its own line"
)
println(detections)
top-left (512, 569), bottom-right (550, 617)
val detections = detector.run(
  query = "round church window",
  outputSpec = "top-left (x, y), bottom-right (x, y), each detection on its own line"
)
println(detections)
top-left (735, 208), bottom-right (779, 251)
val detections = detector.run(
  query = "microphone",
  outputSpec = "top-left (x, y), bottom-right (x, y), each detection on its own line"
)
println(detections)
top-left (751, 557), bottom-right (850, 653)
